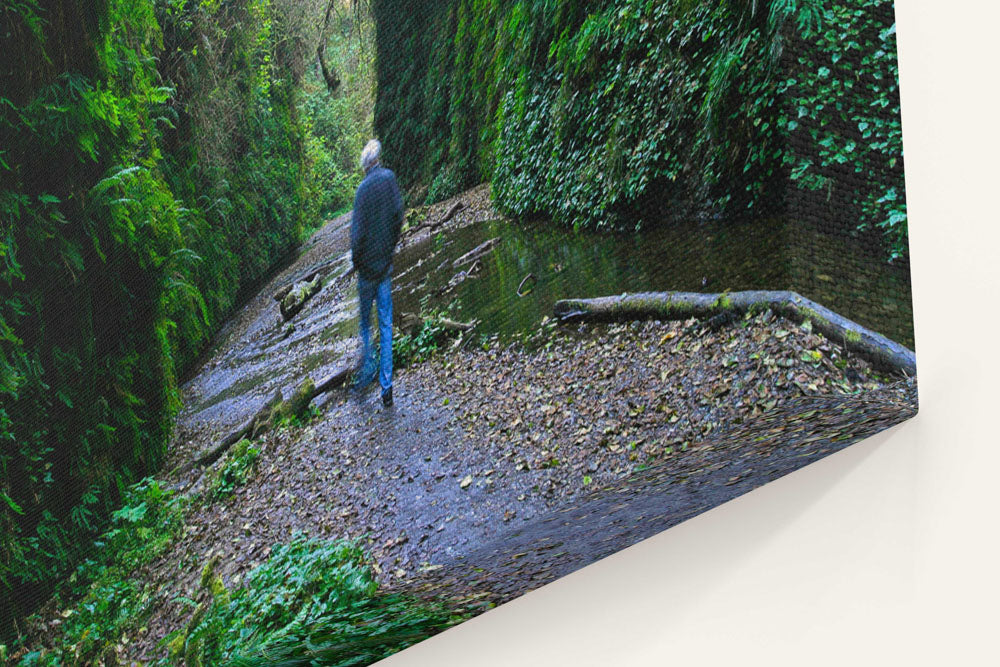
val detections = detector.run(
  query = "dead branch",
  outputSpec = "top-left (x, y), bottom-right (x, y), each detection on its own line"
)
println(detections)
top-left (517, 273), bottom-right (536, 297)
top-left (453, 238), bottom-right (500, 269)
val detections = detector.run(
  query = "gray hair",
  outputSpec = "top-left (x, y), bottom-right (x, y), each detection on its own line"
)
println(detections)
top-left (360, 139), bottom-right (382, 172)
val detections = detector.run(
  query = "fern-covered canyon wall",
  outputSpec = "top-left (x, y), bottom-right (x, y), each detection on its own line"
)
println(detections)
top-left (372, 0), bottom-right (906, 258)
top-left (0, 0), bottom-right (373, 630)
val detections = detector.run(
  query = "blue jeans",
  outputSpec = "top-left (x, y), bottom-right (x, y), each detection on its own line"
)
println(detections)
top-left (356, 274), bottom-right (393, 395)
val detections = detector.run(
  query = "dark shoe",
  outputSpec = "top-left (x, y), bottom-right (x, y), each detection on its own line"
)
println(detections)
top-left (382, 387), bottom-right (393, 407)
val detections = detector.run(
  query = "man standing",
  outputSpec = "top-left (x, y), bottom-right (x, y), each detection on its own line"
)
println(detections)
top-left (350, 139), bottom-right (403, 407)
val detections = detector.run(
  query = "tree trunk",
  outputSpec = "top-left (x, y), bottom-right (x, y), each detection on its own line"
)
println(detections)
top-left (554, 291), bottom-right (916, 376)
top-left (316, 0), bottom-right (341, 93)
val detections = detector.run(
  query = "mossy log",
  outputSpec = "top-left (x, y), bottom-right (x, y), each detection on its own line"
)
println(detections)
top-left (280, 273), bottom-right (323, 321)
top-left (273, 283), bottom-right (294, 302)
top-left (273, 261), bottom-right (345, 303)
top-left (192, 367), bottom-right (354, 469)
top-left (312, 366), bottom-right (354, 396)
top-left (274, 268), bottom-right (323, 302)
top-left (271, 377), bottom-right (316, 423)
top-left (193, 388), bottom-right (284, 467)
top-left (553, 291), bottom-right (916, 376)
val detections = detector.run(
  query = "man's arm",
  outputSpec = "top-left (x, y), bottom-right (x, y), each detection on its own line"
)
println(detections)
top-left (351, 185), bottom-right (366, 270)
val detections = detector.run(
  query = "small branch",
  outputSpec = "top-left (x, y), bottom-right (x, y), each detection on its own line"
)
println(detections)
top-left (517, 273), bottom-right (536, 297)
top-left (453, 238), bottom-right (500, 269)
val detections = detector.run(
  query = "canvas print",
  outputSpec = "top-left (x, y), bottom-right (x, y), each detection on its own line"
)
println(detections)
top-left (1, 0), bottom-right (916, 663)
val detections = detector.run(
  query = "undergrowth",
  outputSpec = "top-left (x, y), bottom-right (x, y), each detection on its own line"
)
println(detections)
top-left (210, 440), bottom-right (262, 501)
top-left (9, 478), bottom-right (185, 665)
top-left (393, 305), bottom-right (470, 368)
top-left (169, 535), bottom-right (472, 666)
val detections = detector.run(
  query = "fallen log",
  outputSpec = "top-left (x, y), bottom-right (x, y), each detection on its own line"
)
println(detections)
top-left (190, 366), bottom-right (355, 471)
top-left (274, 269), bottom-right (323, 303)
top-left (273, 257), bottom-right (348, 302)
top-left (453, 237), bottom-right (500, 269)
top-left (553, 290), bottom-right (916, 377)
top-left (193, 388), bottom-right (284, 467)
top-left (312, 366), bottom-right (354, 396)
top-left (280, 273), bottom-right (323, 321)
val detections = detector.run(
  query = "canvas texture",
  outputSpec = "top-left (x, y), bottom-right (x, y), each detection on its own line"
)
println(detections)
top-left (0, 1), bottom-right (914, 663)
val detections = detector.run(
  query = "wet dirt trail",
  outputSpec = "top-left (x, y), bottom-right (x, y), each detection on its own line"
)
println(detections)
top-left (397, 384), bottom-right (916, 605)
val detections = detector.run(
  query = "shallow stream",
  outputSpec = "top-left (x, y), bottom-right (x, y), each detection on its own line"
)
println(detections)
top-left (393, 217), bottom-right (913, 348)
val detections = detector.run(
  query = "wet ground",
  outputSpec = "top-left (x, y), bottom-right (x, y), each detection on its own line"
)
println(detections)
top-left (399, 381), bottom-right (917, 605)
top-left (135, 309), bottom-right (913, 662)
top-left (133, 185), bottom-right (918, 662)
top-left (171, 185), bottom-right (914, 465)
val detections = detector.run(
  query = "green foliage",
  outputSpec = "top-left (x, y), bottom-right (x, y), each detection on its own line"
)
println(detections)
top-left (393, 319), bottom-right (450, 368)
top-left (777, 0), bottom-right (907, 260)
top-left (374, 0), bottom-right (786, 224)
top-left (211, 440), bottom-right (262, 500)
top-left (301, 2), bottom-right (377, 219)
top-left (176, 535), bottom-right (467, 666)
top-left (392, 306), bottom-right (466, 368)
top-left (372, 0), bottom-right (906, 257)
top-left (0, 0), bottom-right (325, 633)
top-left (12, 478), bottom-right (185, 665)
top-left (222, 593), bottom-right (471, 666)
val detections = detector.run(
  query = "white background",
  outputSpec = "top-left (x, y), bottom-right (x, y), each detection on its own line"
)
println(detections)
top-left (384, 1), bottom-right (1000, 664)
